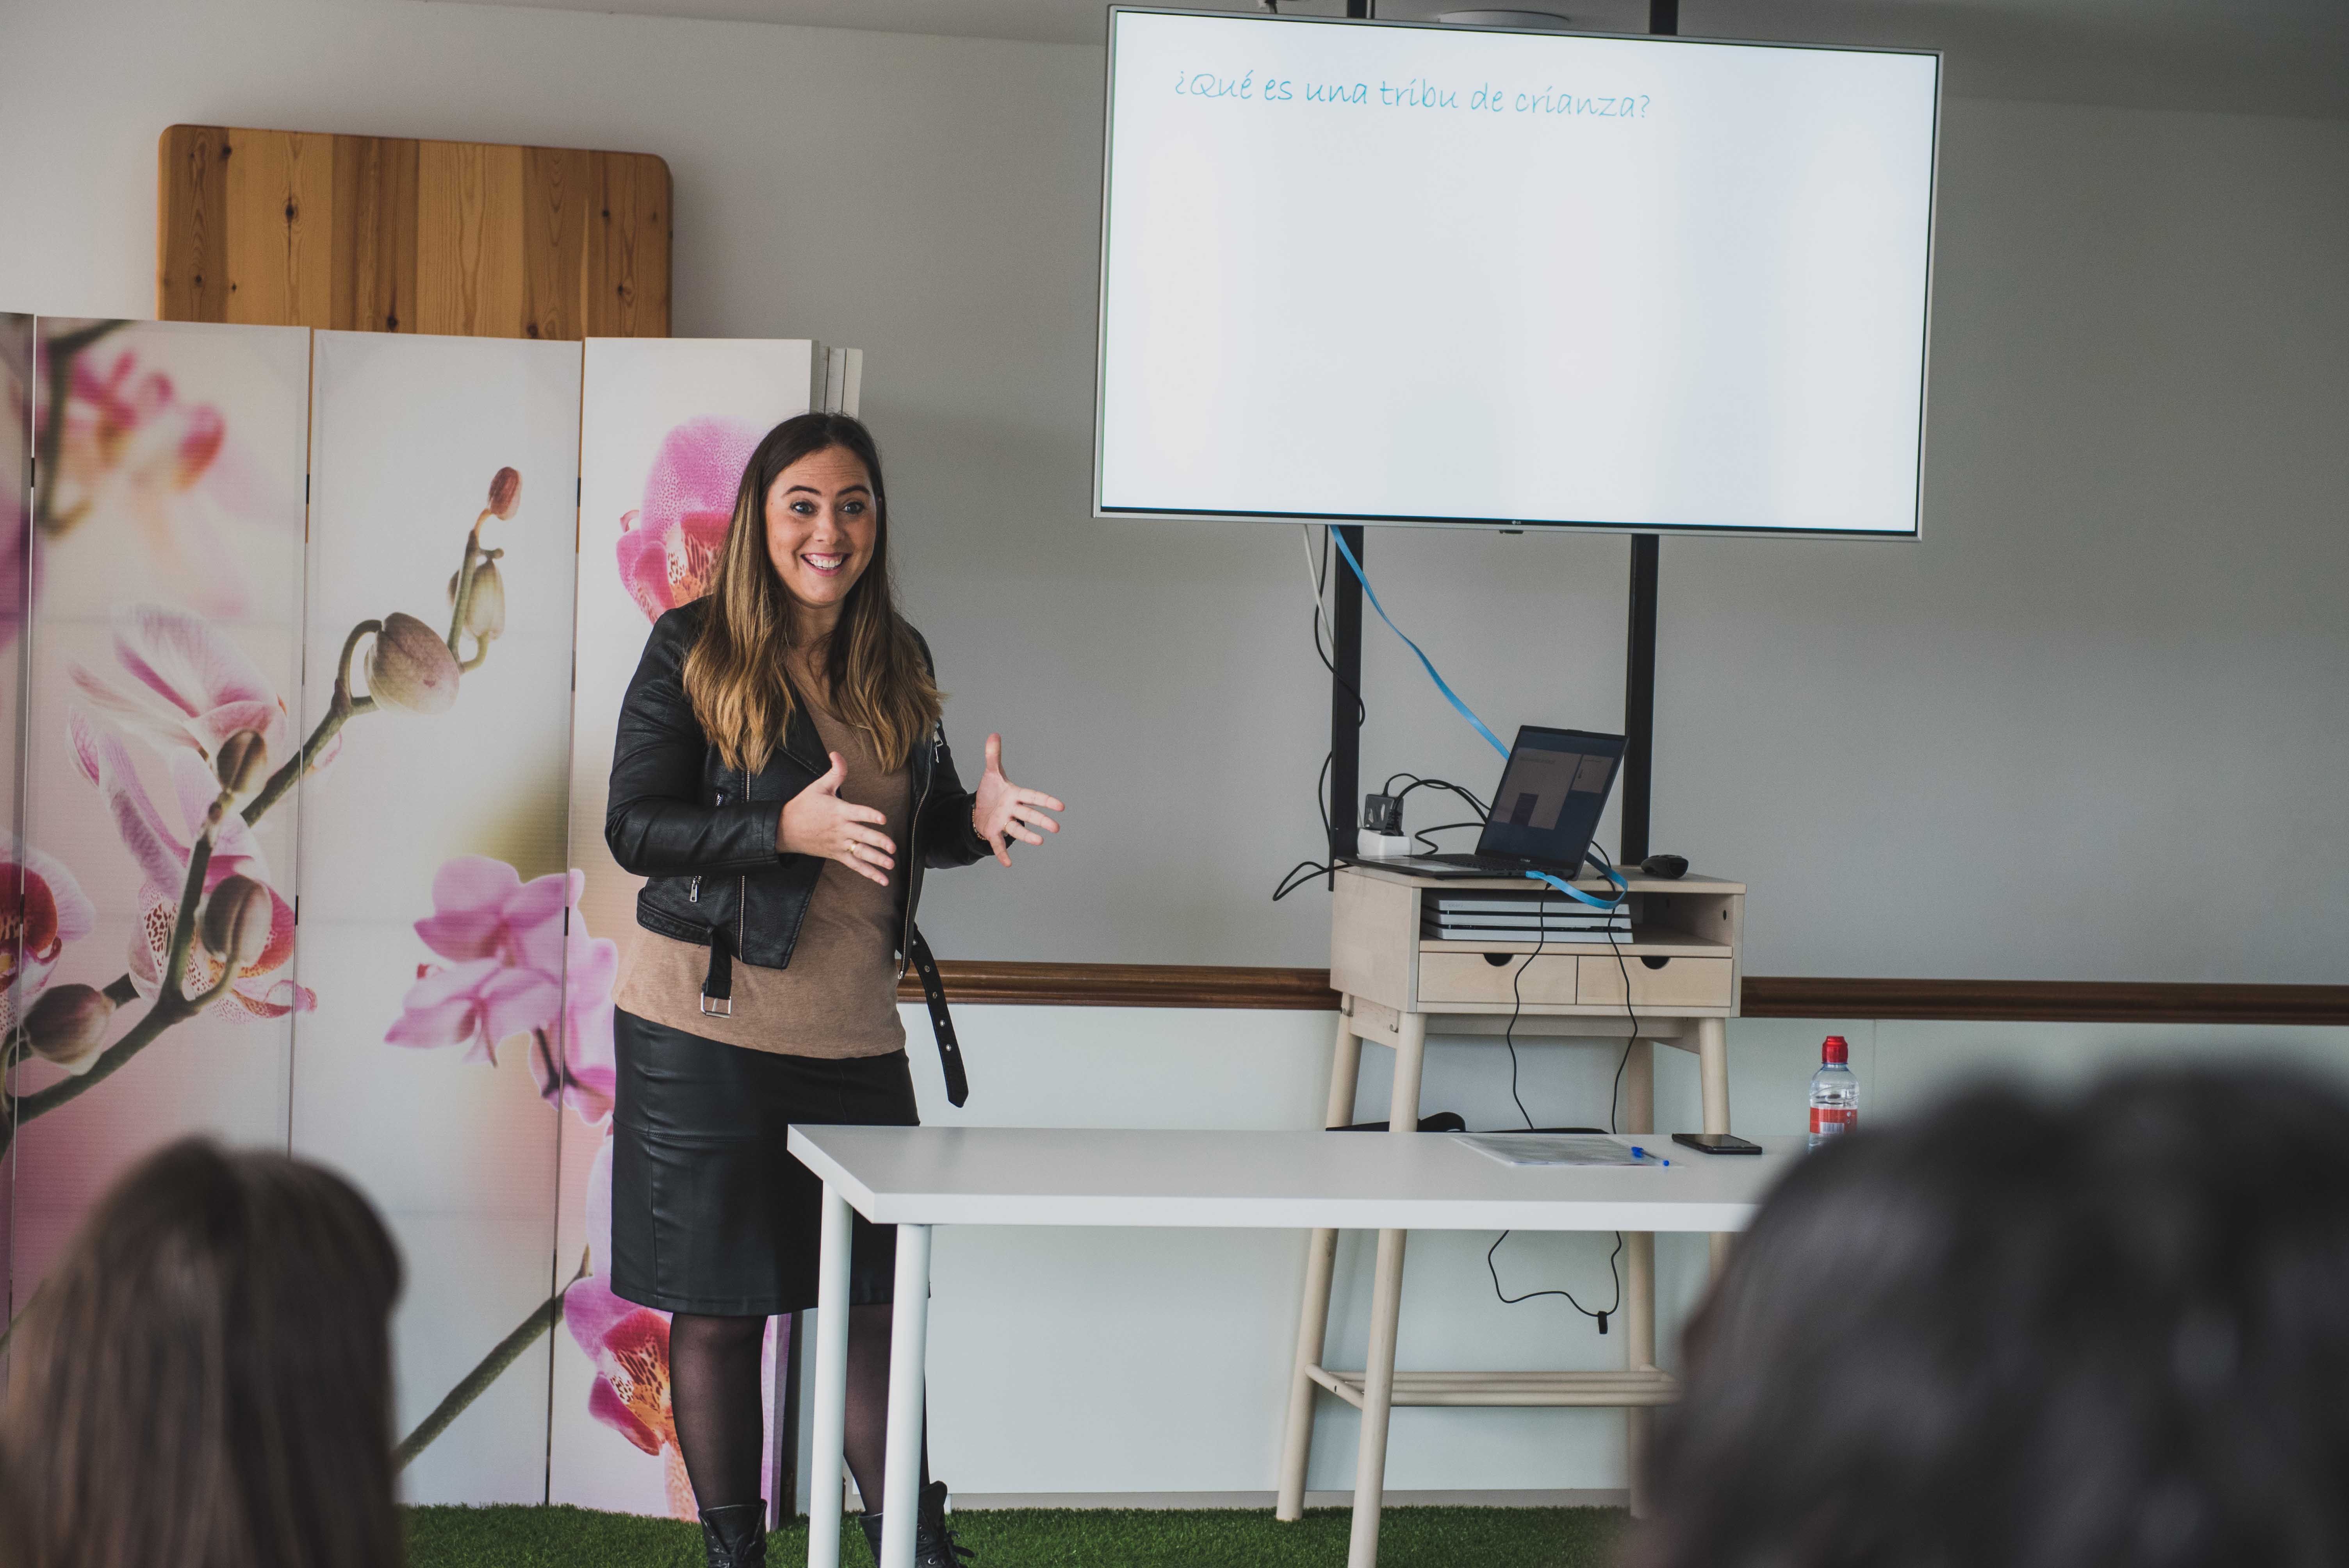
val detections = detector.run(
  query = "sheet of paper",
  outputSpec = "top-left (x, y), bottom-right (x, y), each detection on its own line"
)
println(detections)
top-left (1453, 1133), bottom-right (1653, 1168)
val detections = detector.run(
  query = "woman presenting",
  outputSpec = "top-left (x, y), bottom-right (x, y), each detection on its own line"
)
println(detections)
top-left (604, 413), bottom-right (1061, 1568)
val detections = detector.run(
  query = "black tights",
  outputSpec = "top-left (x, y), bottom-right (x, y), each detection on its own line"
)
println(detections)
top-left (670, 1305), bottom-right (926, 1514)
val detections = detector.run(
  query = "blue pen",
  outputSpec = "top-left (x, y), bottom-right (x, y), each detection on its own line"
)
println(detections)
top-left (1629, 1145), bottom-right (1669, 1166)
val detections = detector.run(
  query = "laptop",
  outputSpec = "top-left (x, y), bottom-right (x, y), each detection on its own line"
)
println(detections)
top-left (1397, 725), bottom-right (1625, 880)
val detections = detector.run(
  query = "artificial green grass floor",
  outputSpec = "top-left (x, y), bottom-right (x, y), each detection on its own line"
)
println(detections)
top-left (406, 1503), bottom-right (1626, 1567)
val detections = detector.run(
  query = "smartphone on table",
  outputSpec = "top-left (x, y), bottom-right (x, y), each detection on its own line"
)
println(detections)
top-left (1672, 1132), bottom-right (1764, 1156)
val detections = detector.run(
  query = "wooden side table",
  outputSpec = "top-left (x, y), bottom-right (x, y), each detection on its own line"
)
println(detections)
top-left (1277, 864), bottom-right (1747, 1526)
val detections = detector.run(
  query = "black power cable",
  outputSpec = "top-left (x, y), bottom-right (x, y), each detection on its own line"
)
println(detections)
top-left (1488, 1229), bottom-right (1623, 1334)
top-left (1585, 840), bottom-right (1647, 1136)
top-left (1383, 773), bottom-right (1490, 822)
top-left (1503, 924), bottom-right (1547, 1129)
top-left (1276, 528), bottom-right (1366, 903)
top-left (1486, 839), bottom-right (1640, 1335)
top-left (1409, 820), bottom-right (1484, 854)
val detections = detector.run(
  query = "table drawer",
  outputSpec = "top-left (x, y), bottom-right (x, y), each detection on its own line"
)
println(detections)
top-left (1417, 952), bottom-right (1579, 1007)
top-left (1577, 955), bottom-right (1733, 1009)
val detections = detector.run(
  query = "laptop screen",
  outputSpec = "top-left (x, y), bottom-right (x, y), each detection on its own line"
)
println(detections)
top-left (1475, 726), bottom-right (1626, 866)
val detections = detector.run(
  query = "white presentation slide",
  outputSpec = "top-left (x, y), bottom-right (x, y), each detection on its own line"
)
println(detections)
top-left (1096, 10), bottom-right (1940, 535)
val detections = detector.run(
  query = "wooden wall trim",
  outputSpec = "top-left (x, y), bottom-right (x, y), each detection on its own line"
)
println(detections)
top-left (1738, 976), bottom-right (2349, 1027)
top-left (898, 962), bottom-right (2349, 1026)
top-left (913, 962), bottom-right (1342, 1011)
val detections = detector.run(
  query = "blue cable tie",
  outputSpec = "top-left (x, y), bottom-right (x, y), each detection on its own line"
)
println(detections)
top-left (1328, 529), bottom-right (1508, 759)
top-left (1523, 865), bottom-right (1628, 913)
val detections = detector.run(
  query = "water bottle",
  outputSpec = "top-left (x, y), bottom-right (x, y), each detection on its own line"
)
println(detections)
top-left (1808, 1035), bottom-right (1858, 1147)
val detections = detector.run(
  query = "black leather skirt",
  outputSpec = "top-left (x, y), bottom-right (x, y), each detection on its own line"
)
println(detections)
top-left (610, 1008), bottom-right (915, 1317)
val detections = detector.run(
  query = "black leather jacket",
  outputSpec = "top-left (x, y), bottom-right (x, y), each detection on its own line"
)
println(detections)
top-left (604, 600), bottom-right (991, 980)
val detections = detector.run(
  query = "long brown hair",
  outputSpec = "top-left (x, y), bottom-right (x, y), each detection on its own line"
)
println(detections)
top-left (683, 413), bottom-right (940, 773)
top-left (0, 1139), bottom-right (403, 1568)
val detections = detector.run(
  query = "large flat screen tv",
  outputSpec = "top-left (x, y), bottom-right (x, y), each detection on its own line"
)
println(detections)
top-left (1095, 8), bottom-right (1941, 537)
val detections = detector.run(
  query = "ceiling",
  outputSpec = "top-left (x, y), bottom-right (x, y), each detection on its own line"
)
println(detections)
top-left (452, 0), bottom-right (2349, 119)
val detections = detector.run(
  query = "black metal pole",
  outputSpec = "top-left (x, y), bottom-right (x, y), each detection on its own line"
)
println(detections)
top-left (1619, 0), bottom-right (1674, 866)
top-left (1621, 535), bottom-right (1658, 863)
top-left (1330, 0), bottom-right (1370, 871)
top-left (1330, 525), bottom-right (1365, 867)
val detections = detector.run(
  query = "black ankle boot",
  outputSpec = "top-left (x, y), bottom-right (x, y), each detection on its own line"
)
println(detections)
top-left (858, 1481), bottom-right (973, 1566)
top-left (916, 1480), bottom-right (975, 1566)
top-left (699, 1501), bottom-right (767, 1568)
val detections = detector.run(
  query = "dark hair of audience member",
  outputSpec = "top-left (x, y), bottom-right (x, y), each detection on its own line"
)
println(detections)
top-left (0, 1138), bottom-right (404, 1568)
top-left (1638, 1066), bottom-right (2349, 1568)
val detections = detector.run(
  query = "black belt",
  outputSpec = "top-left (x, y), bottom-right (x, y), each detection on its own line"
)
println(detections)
top-left (699, 926), bottom-right (736, 1017)
top-left (906, 925), bottom-right (968, 1107)
top-left (700, 922), bottom-right (969, 1108)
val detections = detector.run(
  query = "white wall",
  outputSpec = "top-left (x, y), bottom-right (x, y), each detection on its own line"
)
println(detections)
top-left (9, 0), bottom-right (2349, 1505)
top-left (6, 0), bottom-right (2345, 980)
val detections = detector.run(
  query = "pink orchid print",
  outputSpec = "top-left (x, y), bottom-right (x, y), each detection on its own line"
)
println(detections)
top-left (389, 856), bottom-right (565, 1060)
top-left (614, 417), bottom-right (759, 621)
top-left (388, 857), bottom-right (618, 1124)
top-left (556, 906), bottom-right (620, 1124)
top-left (566, 1137), bottom-right (697, 1518)
top-left (68, 711), bottom-right (310, 1021)
top-left (68, 603), bottom-right (323, 777)
top-left (40, 343), bottom-right (293, 618)
top-left (0, 522), bottom-right (28, 657)
top-left (2, 337), bottom-right (28, 652)
top-left (0, 836), bottom-right (98, 1035)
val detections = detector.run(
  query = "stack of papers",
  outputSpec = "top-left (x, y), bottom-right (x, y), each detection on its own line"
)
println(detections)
top-left (1453, 1133), bottom-right (1658, 1168)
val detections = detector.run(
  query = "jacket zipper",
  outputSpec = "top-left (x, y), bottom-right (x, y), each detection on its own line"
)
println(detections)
top-left (694, 786), bottom-right (728, 903)
top-left (737, 763), bottom-right (749, 957)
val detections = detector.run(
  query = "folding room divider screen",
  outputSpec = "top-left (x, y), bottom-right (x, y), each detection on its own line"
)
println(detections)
top-left (2, 315), bottom-right (861, 1515)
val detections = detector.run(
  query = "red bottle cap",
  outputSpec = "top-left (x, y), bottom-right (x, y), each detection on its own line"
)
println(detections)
top-left (1821, 1035), bottom-right (1849, 1064)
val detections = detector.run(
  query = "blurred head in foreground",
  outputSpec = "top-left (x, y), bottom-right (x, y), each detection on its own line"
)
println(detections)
top-left (1643, 1066), bottom-right (2349, 1568)
top-left (1, 1138), bottom-right (403, 1568)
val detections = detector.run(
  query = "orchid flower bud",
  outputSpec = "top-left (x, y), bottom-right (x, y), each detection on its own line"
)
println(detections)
top-left (365, 612), bottom-right (460, 714)
top-left (25, 984), bottom-right (114, 1071)
top-left (174, 406), bottom-right (225, 492)
top-left (214, 729), bottom-right (269, 798)
top-left (488, 467), bottom-right (522, 520)
top-left (199, 875), bottom-right (274, 971)
top-left (464, 560), bottom-right (507, 640)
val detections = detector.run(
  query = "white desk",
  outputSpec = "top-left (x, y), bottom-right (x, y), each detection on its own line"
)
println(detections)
top-left (788, 1125), bottom-right (1798, 1568)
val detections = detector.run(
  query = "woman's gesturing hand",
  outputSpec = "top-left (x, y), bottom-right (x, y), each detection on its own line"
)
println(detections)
top-left (973, 733), bottom-right (1064, 868)
top-left (778, 752), bottom-right (896, 887)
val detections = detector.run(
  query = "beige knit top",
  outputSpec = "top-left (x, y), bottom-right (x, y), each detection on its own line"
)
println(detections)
top-left (612, 693), bottom-right (912, 1058)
